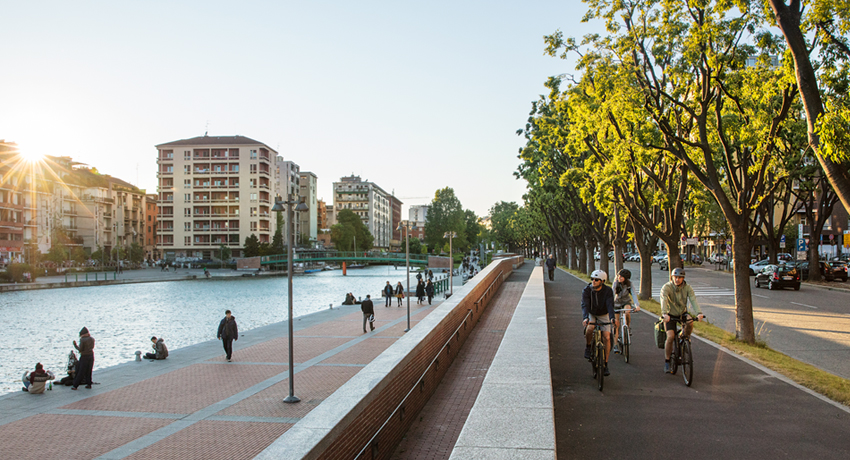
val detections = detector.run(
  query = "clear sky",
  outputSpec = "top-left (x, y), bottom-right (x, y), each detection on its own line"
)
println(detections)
top-left (1, 0), bottom-right (589, 217)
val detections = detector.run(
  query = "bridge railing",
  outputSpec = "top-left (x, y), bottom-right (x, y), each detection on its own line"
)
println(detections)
top-left (260, 251), bottom-right (430, 264)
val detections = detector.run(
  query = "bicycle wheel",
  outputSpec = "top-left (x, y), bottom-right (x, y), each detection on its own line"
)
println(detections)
top-left (622, 324), bottom-right (630, 364)
top-left (681, 339), bottom-right (693, 386)
top-left (596, 343), bottom-right (605, 391)
top-left (670, 340), bottom-right (679, 375)
top-left (591, 342), bottom-right (598, 378)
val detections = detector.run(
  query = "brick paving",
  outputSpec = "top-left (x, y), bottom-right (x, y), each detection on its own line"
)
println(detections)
top-left (0, 302), bottom-right (437, 460)
top-left (391, 263), bottom-right (533, 460)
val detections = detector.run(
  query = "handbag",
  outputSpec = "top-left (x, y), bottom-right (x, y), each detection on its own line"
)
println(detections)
top-left (654, 318), bottom-right (666, 349)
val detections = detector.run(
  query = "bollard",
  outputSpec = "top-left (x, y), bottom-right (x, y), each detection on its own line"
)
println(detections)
top-left (75, 274), bottom-right (78, 282)
top-left (64, 273), bottom-right (68, 282)
top-left (85, 273), bottom-right (88, 282)
top-left (135, 351), bottom-right (142, 362)
top-left (329, 303), bottom-right (333, 310)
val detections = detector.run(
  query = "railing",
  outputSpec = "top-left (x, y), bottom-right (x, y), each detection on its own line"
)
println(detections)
top-left (474, 270), bottom-right (504, 313)
top-left (260, 251), bottom-right (430, 264)
top-left (354, 307), bottom-right (474, 459)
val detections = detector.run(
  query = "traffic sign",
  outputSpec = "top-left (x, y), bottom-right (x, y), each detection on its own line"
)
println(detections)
top-left (830, 234), bottom-right (834, 240)
top-left (780, 235), bottom-right (786, 243)
top-left (797, 238), bottom-right (807, 252)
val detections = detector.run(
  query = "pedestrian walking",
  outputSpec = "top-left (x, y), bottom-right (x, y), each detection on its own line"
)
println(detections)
top-left (425, 279), bottom-right (435, 305)
top-left (416, 280), bottom-right (426, 304)
top-left (383, 281), bottom-right (393, 307)
top-left (361, 295), bottom-right (375, 333)
top-left (217, 310), bottom-right (239, 362)
top-left (395, 281), bottom-right (404, 307)
top-left (546, 254), bottom-right (556, 281)
top-left (72, 327), bottom-right (95, 390)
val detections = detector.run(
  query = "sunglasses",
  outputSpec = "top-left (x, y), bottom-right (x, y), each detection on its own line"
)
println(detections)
top-left (591, 278), bottom-right (602, 282)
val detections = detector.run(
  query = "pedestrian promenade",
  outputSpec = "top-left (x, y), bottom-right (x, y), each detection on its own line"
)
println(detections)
top-left (0, 300), bottom-right (439, 460)
top-left (545, 267), bottom-right (850, 459)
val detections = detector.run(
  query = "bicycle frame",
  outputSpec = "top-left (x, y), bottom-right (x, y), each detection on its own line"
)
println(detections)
top-left (613, 308), bottom-right (632, 363)
top-left (587, 320), bottom-right (611, 391)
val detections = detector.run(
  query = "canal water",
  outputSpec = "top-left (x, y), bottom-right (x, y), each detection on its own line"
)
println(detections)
top-left (1, 265), bottom-right (423, 395)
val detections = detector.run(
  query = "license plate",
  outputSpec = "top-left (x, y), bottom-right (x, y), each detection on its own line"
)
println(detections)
top-left (783, 276), bottom-right (792, 280)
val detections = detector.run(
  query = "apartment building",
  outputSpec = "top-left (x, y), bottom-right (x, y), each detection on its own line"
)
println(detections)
top-left (155, 135), bottom-right (301, 260)
top-left (332, 175), bottom-right (397, 249)
top-left (298, 172), bottom-right (318, 245)
top-left (408, 204), bottom-right (429, 241)
top-left (389, 195), bottom-right (403, 249)
top-left (145, 194), bottom-right (158, 261)
top-left (0, 141), bottom-right (26, 263)
top-left (275, 157), bottom-right (302, 246)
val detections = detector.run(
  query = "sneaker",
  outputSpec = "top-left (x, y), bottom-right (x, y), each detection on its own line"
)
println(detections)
top-left (664, 361), bottom-right (671, 373)
top-left (71, 387), bottom-right (78, 390)
top-left (85, 385), bottom-right (92, 389)
top-left (22, 387), bottom-right (28, 392)
top-left (613, 346), bottom-right (620, 354)
top-left (584, 346), bottom-right (591, 360)
top-left (603, 366), bottom-right (610, 376)
top-left (227, 358), bottom-right (232, 362)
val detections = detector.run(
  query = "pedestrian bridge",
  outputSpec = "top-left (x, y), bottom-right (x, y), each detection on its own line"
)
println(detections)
top-left (260, 251), bottom-right (430, 267)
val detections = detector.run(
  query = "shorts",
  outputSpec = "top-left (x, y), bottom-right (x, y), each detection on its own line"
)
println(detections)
top-left (586, 313), bottom-right (613, 333)
top-left (664, 314), bottom-right (690, 332)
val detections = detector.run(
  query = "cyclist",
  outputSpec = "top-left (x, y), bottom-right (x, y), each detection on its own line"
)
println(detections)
top-left (611, 268), bottom-right (640, 354)
top-left (582, 269), bottom-right (615, 376)
top-left (660, 267), bottom-right (704, 373)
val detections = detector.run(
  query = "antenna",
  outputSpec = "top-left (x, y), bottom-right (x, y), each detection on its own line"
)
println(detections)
top-left (204, 120), bottom-right (209, 136)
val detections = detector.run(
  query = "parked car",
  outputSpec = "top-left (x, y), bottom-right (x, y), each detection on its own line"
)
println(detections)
top-left (709, 252), bottom-right (727, 264)
top-left (652, 252), bottom-right (667, 264)
top-left (748, 259), bottom-right (772, 276)
top-left (659, 258), bottom-right (669, 271)
top-left (627, 252), bottom-right (641, 262)
top-left (777, 253), bottom-right (794, 262)
top-left (688, 254), bottom-right (703, 265)
top-left (827, 261), bottom-right (848, 282)
top-left (790, 261), bottom-right (835, 281)
top-left (754, 264), bottom-right (801, 290)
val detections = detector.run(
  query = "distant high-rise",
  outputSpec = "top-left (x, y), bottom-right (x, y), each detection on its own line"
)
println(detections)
top-left (332, 175), bottom-right (399, 250)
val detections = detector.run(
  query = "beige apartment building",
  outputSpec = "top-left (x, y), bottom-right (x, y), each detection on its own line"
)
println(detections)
top-left (299, 172), bottom-right (318, 245)
top-left (155, 135), bottom-right (299, 260)
top-left (332, 175), bottom-right (397, 250)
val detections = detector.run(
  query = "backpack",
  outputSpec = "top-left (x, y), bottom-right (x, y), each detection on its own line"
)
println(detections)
top-left (654, 318), bottom-right (666, 349)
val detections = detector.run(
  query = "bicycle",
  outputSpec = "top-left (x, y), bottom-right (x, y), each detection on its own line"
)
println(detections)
top-left (586, 321), bottom-right (611, 391)
top-left (667, 315), bottom-right (705, 387)
top-left (613, 308), bottom-right (633, 363)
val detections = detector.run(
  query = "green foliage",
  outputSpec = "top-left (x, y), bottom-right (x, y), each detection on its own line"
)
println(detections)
top-left (330, 209), bottom-right (373, 251)
top-left (424, 187), bottom-right (467, 250)
top-left (219, 244), bottom-right (232, 262)
top-left (128, 242), bottom-right (144, 264)
top-left (243, 234), bottom-right (260, 257)
top-left (4, 263), bottom-right (38, 282)
top-left (407, 237), bottom-right (422, 255)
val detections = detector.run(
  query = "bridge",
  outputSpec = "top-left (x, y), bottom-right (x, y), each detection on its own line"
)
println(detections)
top-left (259, 250), bottom-right (430, 267)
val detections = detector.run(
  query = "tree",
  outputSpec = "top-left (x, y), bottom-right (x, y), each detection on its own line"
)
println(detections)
top-left (128, 242), bottom-right (144, 264)
top-left (408, 237), bottom-right (422, 255)
top-left (243, 234), bottom-right (260, 257)
top-left (424, 187), bottom-right (467, 250)
top-left (462, 209), bottom-right (481, 253)
top-left (47, 242), bottom-right (68, 265)
top-left (768, 0), bottom-right (850, 214)
top-left (219, 244), bottom-right (232, 263)
top-left (330, 209), bottom-right (373, 251)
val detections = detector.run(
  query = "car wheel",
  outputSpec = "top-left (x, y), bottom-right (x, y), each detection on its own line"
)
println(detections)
top-left (754, 278), bottom-right (760, 288)
top-left (750, 269), bottom-right (755, 276)
top-left (768, 280), bottom-right (776, 290)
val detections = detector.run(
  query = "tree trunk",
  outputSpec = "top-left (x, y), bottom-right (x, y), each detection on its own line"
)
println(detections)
top-left (633, 223), bottom-right (656, 300)
top-left (570, 241), bottom-right (579, 270)
top-left (578, 243), bottom-right (588, 274)
top-left (663, 239), bottom-right (683, 271)
top-left (586, 239), bottom-right (596, 275)
top-left (769, 0), bottom-right (850, 215)
top-left (731, 232), bottom-right (756, 343)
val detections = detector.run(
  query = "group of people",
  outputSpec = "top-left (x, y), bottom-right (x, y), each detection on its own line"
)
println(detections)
top-left (383, 281), bottom-right (405, 306)
top-left (580, 266), bottom-right (703, 377)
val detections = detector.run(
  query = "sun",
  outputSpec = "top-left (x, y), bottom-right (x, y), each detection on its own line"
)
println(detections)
top-left (18, 147), bottom-right (45, 163)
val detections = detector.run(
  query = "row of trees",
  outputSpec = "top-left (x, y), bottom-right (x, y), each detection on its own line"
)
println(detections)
top-left (498, 0), bottom-right (850, 344)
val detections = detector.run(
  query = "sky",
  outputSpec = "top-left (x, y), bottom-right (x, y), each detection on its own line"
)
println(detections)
top-left (1, 0), bottom-right (591, 217)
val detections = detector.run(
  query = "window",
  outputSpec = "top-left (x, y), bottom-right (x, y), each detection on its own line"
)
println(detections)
top-left (148, 215), bottom-right (151, 222)
top-left (250, 179), bottom-right (257, 188)
top-left (184, 165), bottom-right (191, 174)
top-left (185, 222), bottom-right (191, 230)
top-left (185, 208), bottom-right (191, 216)
top-left (165, 166), bottom-right (173, 173)
top-left (250, 193), bottom-right (258, 201)
top-left (185, 236), bottom-right (191, 245)
top-left (184, 179), bottom-right (191, 188)
top-left (250, 207), bottom-right (257, 216)
top-left (250, 150), bottom-right (257, 159)
top-left (250, 164), bottom-right (257, 174)
top-left (148, 226), bottom-right (152, 233)
top-left (184, 194), bottom-right (191, 201)
top-left (251, 222), bottom-right (258, 231)
top-left (231, 164), bottom-right (239, 172)
top-left (184, 151), bottom-right (191, 159)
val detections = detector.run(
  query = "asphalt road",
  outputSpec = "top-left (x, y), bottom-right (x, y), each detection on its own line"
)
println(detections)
top-left (625, 261), bottom-right (850, 380)
top-left (545, 268), bottom-right (850, 459)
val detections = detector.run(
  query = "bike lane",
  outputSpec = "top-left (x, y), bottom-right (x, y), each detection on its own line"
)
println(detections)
top-left (545, 267), bottom-right (850, 459)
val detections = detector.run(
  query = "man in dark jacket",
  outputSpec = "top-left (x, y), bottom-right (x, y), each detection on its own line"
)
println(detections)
top-left (217, 310), bottom-right (238, 362)
top-left (72, 327), bottom-right (95, 390)
top-left (383, 281), bottom-right (393, 307)
top-left (546, 254), bottom-right (556, 281)
top-left (144, 336), bottom-right (169, 360)
top-left (581, 270), bottom-right (615, 376)
top-left (361, 295), bottom-right (375, 333)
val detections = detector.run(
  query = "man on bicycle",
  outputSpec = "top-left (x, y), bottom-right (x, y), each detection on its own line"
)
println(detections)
top-left (582, 269), bottom-right (615, 376)
top-left (612, 268), bottom-right (640, 354)
top-left (660, 267), bottom-right (704, 373)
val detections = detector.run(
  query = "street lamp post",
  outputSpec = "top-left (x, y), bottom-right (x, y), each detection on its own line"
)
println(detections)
top-left (444, 231), bottom-right (456, 297)
top-left (272, 195), bottom-right (309, 404)
top-left (397, 221), bottom-right (414, 332)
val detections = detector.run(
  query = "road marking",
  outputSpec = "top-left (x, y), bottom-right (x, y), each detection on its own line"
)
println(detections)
top-left (791, 302), bottom-right (818, 309)
top-left (753, 294), bottom-right (770, 299)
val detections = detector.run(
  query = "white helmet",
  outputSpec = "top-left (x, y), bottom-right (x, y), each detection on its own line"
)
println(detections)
top-left (590, 269), bottom-right (607, 281)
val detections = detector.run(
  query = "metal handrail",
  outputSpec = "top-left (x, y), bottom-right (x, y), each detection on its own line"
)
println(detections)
top-left (474, 270), bottom-right (503, 308)
top-left (354, 307), bottom-right (474, 459)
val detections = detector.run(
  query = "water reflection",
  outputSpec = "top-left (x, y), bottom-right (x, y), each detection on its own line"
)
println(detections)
top-left (2, 265), bottom-right (418, 395)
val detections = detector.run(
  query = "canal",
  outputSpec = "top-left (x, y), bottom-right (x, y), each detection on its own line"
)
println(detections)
top-left (1, 265), bottom-right (427, 395)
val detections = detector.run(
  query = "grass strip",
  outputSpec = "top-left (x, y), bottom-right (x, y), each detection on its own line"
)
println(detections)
top-left (562, 267), bottom-right (850, 407)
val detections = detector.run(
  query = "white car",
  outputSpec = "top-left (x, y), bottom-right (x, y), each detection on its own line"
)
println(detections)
top-left (652, 252), bottom-right (667, 264)
top-left (748, 259), bottom-right (772, 276)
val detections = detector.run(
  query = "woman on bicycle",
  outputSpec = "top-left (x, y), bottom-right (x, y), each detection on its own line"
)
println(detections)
top-left (611, 268), bottom-right (640, 354)
top-left (660, 267), bottom-right (704, 373)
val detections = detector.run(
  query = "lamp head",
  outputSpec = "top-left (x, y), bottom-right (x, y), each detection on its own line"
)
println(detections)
top-left (295, 200), bottom-right (308, 212)
top-left (271, 196), bottom-right (285, 212)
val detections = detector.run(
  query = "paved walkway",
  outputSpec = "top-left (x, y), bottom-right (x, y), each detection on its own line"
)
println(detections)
top-left (0, 300), bottom-right (439, 460)
top-left (545, 267), bottom-right (850, 459)
top-left (391, 263), bottom-right (533, 459)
